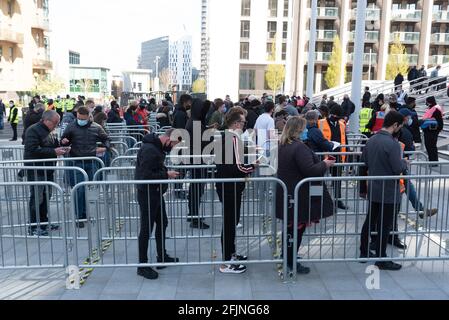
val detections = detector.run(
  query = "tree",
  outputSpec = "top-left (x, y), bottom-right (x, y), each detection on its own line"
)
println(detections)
top-left (159, 68), bottom-right (171, 92)
top-left (79, 79), bottom-right (93, 97)
top-left (386, 36), bottom-right (409, 80)
top-left (265, 40), bottom-right (286, 97)
top-left (32, 74), bottom-right (66, 96)
top-left (192, 78), bottom-right (206, 93)
top-left (325, 35), bottom-right (346, 89)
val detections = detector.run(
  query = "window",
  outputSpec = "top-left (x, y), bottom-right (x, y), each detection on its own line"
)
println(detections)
top-left (283, 0), bottom-right (289, 17)
top-left (282, 43), bottom-right (287, 60)
top-left (240, 42), bottom-right (249, 60)
top-left (138, 83), bottom-right (142, 91)
top-left (267, 21), bottom-right (277, 39)
top-left (239, 70), bottom-right (255, 90)
top-left (241, 21), bottom-right (250, 38)
top-left (133, 82), bottom-right (136, 89)
top-left (241, 0), bottom-right (251, 16)
top-left (0, 46), bottom-right (2, 60)
top-left (268, 0), bottom-right (278, 17)
top-left (7, 0), bottom-right (13, 17)
top-left (267, 42), bottom-right (275, 60)
top-left (283, 22), bottom-right (288, 39)
top-left (9, 47), bottom-right (14, 60)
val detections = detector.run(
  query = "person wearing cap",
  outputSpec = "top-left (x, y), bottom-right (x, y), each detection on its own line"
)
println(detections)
top-left (317, 105), bottom-right (348, 210)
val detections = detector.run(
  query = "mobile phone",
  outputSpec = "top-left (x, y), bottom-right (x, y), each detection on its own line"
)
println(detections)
top-left (327, 155), bottom-right (336, 161)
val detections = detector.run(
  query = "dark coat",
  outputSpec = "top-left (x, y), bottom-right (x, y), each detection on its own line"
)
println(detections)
top-left (341, 99), bottom-right (356, 118)
top-left (394, 74), bottom-right (404, 87)
top-left (107, 109), bottom-right (123, 124)
top-left (399, 127), bottom-right (415, 152)
top-left (134, 133), bottom-right (168, 194)
top-left (24, 122), bottom-right (60, 169)
top-left (246, 108), bottom-right (259, 130)
top-left (307, 124), bottom-right (334, 153)
top-left (276, 140), bottom-right (334, 224)
top-left (61, 121), bottom-right (110, 157)
top-left (173, 105), bottom-right (188, 129)
top-left (22, 109), bottom-right (44, 144)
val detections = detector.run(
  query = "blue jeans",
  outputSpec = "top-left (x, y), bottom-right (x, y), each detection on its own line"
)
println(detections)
top-left (0, 115), bottom-right (4, 130)
top-left (405, 181), bottom-right (424, 212)
top-left (68, 160), bottom-right (99, 219)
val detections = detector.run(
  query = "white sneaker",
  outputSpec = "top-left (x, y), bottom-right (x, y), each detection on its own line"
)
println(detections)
top-left (236, 223), bottom-right (243, 229)
top-left (219, 264), bottom-right (247, 274)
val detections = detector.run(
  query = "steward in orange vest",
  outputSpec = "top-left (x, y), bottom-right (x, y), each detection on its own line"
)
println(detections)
top-left (318, 116), bottom-right (347, 162)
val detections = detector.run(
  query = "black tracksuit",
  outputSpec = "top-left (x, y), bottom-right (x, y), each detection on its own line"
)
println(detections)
top-left (215, 131), bottom-right (255, 261)
top-left (135, 134), bottom-right (170, 262)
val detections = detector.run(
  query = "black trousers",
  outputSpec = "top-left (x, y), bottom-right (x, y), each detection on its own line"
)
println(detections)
top-left (216, 182), bottom-right (245, 261)
top-left (27, 172), bottom-right (54, 230)
top-left (330, 166), bottom-right (342, 200)
top-left (284, 224), bottom-right (306, 269)
top-left (424, 130), bottom-right (439, 162)
top-left (137, 189), bottom-right (168, 263)
top-left (188, 168), bottom-right (206, 219)
top-left (11, 123), bottom-right (17, 140)
top-left (360, 202), bottom-right (399, 258)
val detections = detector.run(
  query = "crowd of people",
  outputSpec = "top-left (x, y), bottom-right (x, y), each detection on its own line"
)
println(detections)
top-left (4, 85), bottom-right (444, 280)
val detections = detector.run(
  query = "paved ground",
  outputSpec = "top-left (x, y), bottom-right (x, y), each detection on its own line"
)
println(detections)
top-left (1, 260), bottom-right (449, 300)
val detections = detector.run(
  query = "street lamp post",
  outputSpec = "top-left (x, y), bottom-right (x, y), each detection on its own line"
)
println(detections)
top-left (306, 0), bottom-right (318, 98)
top-left (154, 56), bottom-right (160, 92)
top-left (349, 0), bottom-right (367, 133)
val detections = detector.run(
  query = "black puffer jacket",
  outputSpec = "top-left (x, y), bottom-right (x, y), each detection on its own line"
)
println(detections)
top-left (173, 105), bottom-right (188, 129)
top-left (107, 109), bottom-right (123, 124)
top-left (22, 109), bottom-right (44, 144)
top-left (185, 99), bottom-right (211, 161)
top-left (61, 121), bottom-right (110, 157)
top-left (24, 122), bottom-right (59, 167)
top-left (135, 133), bottom-right (169, 193)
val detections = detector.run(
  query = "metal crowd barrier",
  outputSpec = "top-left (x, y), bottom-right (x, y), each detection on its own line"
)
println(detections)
top-left (288, 174), bottom-right (449, 280)
top-left (68, 178), bottom-right (286, 276)
top-left (0, 146), bottom-right (24, 162)
top-left (0, 181), bottom-right (69, 270)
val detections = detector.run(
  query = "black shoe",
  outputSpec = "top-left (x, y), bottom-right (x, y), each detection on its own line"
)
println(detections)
top-left (419, 208), bottom-right (438, 219)
top-left (390, 237), bottom-right (407, 250)
top-left (296, 263), bottom-right (311, 275)
top-left (375, 261), bottom-right (402, 271)
top-left (44, 224), bottom-right (60, 231)
top-left (76, 222), bottom-right (85, 229)
top-left (156, 255), bottom-right (180, 270)
top-left (337, 201), bottom-right (348, 210)
top-left (29, 228), bottom-right (49, 237)
top-left (187, 217), bottom-right (203, 223)
top-left (137, 267), bottom-right (159, 280)
top-left (190, 220), bottom-right (210, 230)
top-left (9, 139), bottom-right (17, 142)
top-left (359, 251), bottom-right (377, 264)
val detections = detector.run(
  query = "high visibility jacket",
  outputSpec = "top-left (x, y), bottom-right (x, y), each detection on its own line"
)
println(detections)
top-left (372, 111), bottom-right (386, 134)
top-left (399, 142), bottom-right (406, 194)
top-left (359, 108), bottom-right (373, 133)
top-left (55, 101), bottom-right (63, 111)
top-left (8, 106), bottom-right (19, 124)
top-left (318, 119), bottom-right (347, 162)
top-left (66, 99), bottom-right (75, 112)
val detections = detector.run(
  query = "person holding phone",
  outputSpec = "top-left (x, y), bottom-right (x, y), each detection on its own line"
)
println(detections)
top-left (135, 129), bottom-right (181, 280)
top-left (24, 110), bottom-right (70, 236)
top-left (276, 116), bottom-right (335, 274)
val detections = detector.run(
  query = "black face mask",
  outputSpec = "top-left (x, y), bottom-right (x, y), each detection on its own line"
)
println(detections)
top-left (162, 141), bottom-right (173, 154)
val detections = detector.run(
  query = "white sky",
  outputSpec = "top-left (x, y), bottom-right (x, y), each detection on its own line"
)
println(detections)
top-left (49, 0), bottom-right (201, 73)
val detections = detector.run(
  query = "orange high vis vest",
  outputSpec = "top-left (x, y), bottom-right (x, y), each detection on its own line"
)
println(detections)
top-left (318, 119), bottom-right (347, 162)
top-left (399, 142), bottom-right (406, 194)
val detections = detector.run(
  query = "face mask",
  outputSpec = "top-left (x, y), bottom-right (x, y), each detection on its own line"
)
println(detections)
top-left (300, 128), bottom-right (309, 142)
top-left (9, 103), bottom-right (14, 107)
top-left (162, 141), bottom-right (173, 153)
top-left (407, 118), bottom-right (413, 127)
top-left (77, 119), bottom-right (89, 127)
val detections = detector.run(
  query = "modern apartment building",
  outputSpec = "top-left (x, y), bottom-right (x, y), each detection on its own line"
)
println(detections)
top-left (140, 35), bottom-right (193, 91)
top-left (289, 0), bottom-right (449, 95)
top-left (0, 0), bottom-right (52, 99)
top-left (204, 0), bottom-right (294, 101)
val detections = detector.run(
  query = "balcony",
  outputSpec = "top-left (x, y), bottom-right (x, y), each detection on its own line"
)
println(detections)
top-left (315, 30), bottom-right (337, 41)
top-left (31, 9), bottom-right (50, 31)
top-left (390, 32), bottom-right (420, 44)
top-left (391, 9), bottom-right (422, 21)
top-left (33, 48), bottom-right (52, 70)
top-left (351, 8), bottom-right (381, 20)
top-left (433, 11), bottom-right (449, 22)
top-left (317, 7), bottom-right (338, 19)
top-left (347, 52), bottom-right (378, 65)
top-left (314, 52), bottom-right (332, 63)
top-left (390, 54), bottom-right (419, 65)
top-left (0, 26), bottom-right (24, 44)
top-left (349, 31), bottom-right (379, 42)
top-left (431, 33), bottom-right (449, 45)
top-left (429, 55), bottom-right (449, 65)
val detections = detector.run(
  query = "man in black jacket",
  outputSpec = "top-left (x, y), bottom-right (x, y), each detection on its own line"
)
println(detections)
top-left (22, 103), bottom-right (45, 145)
top-left (24, 110), bottom-right (69, 236)
top-left (135, 130), bottom-right (180, 280)
top-left (185, 99), bottom-right (211, 230)
top-left (61, 106), bottom-right (110, 227)
top-left (107, 101), bottom-right (123, 124)
top-left (341, 95), bottom-right (356, 120)
top-left (172, 94), bottom-right (191, 129)
top-left (401, 97), bottom-right (421, 143)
